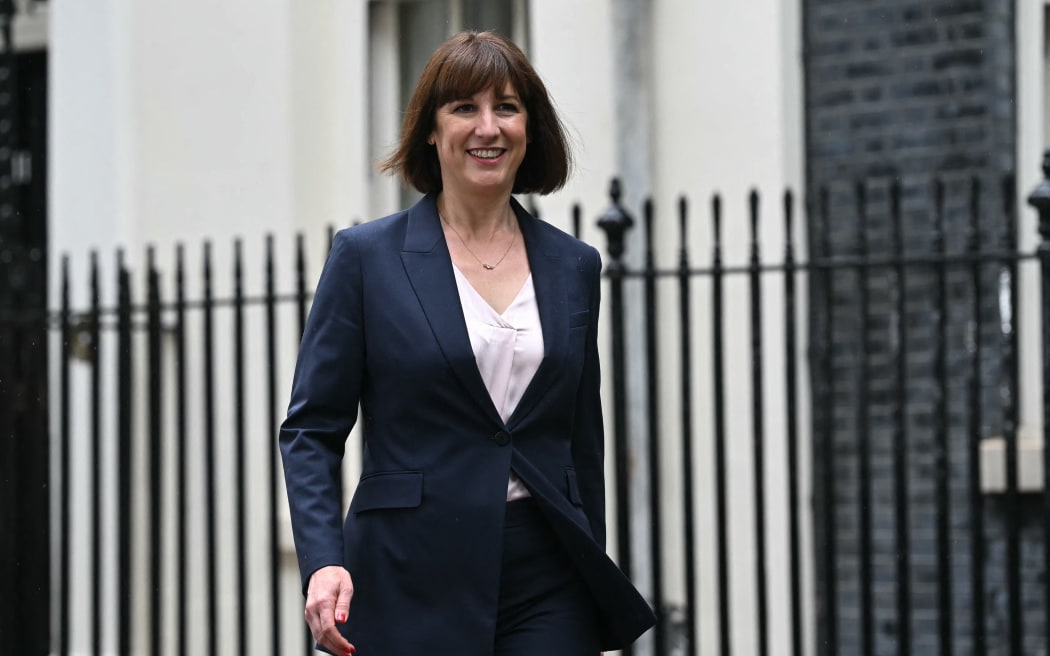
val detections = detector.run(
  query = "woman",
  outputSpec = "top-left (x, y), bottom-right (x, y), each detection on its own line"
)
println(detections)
top-left (280, 31), bottom-right (655, 656)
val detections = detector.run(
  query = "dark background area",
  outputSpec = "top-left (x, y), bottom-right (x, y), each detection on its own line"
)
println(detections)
top-left (0, 48), bottom-right (50, 655)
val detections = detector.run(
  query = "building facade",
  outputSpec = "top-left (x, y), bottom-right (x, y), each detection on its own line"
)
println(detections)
top-left (0, 0), bottom-right (1045, 654)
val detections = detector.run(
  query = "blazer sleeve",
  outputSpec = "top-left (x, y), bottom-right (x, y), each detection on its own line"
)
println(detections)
top-left (570, 246), bottom-right (607, 549)
top-left (279, 229), bottom-right (365, 593)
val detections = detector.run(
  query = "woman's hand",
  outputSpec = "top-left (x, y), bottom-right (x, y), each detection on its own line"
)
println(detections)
top-left (306, 565), bottom-right (356, 655)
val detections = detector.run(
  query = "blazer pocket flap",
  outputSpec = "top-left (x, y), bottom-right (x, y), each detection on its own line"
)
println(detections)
top-left (569, 309), bottom-right (591, 329)
top-left (565, 468), bottom-right (584, 506)
top-left (351, 471), bottom-right (423, 513)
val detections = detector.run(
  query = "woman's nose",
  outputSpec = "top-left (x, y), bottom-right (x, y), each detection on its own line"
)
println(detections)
top-left (474, 108), bottom-right (499, 137)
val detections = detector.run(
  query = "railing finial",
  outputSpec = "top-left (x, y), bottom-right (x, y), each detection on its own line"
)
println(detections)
top-left (1029, 150), bottom-right (1050, 243)
top-left (597, 177), bottom-right (634, 265)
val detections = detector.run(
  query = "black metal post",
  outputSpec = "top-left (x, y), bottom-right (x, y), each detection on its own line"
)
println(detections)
top-left (596, 178), bottom-right (634, 656)
top-left (817, 187), bottom-right (838, 656)
top-left (677, 195), bottom-right (698, 655)
top-left (233, 240), bottom-right (248, 651)
top-left (711, 194), bottom-right (731, 656)
top-left (596, 179), bottom-right (634, 568)
top-left (855, 181), bottom-right (873, 656)
top-left (998, 181), bottom-right (1022, 656)
top-left (175, 245), bottom-right (188, 656)
top-left (965, 177), bottom-right (985, 655)
top-left (202, 242), bottom-right (219, 656)
top-left (1027, 151), bottom-right (1050, 656)
top-left (89, 252), bottom-right (102, 656)
top-left (266, 235), bottom-right (282, 656)
top-left (59, 257), bottom-right (71, 656)
top-left (147, 247), bottom-right (164, 656)
top-left (890, 180), bottom-right (912, 656)
top-left (296, 234), bottom-right (308, 340)
top-left (931, 180), bottom-right (952, 656)
top-left (748, 189), bottom-right (769, 656)
top-left (641, 198), bottom-right (665, 654)
top-left (295, 234), bottom-right (312, 655)
top-left (783, 190), bottom-right (803, 656)
top-left (116, 252), bottom-right (133, 656)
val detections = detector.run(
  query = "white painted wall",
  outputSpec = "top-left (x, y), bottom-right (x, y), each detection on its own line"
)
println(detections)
top-left (528, 0), bottom-right (618, 247)
top-left (50, 0), bottom-right (131, 299)
top-left (50, 4), bottom-right (133, 653)
top-left (1015, 0), bottom-right (1049, 467)
top-left (648, 2), bottom-right (810, 655)
top-left (50, 1), bottom-right (367, 654)
top-left (52, 0), bottom-right (368, 266)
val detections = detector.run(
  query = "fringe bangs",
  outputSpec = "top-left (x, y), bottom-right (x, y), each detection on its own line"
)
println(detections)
top-left (433, 38), bottom-right (523, 104)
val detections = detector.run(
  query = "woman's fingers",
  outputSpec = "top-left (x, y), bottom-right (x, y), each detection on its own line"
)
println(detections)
top-left (308, 603), bottom-right (353, 655)
top-left (335, 576), bottom-right (353, 626)
top-left (306, 566), bottom-right (356, 655)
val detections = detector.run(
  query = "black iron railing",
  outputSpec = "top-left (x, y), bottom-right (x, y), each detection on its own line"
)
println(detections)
top-left (2, 155), bottom-right (1050, 654)
top-left (591, 161), bottom-right (1049, 656)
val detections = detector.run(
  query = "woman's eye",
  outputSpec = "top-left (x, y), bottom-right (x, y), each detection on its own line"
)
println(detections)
top-left (453, 104), bottom-right (474, 113)
top-left (497, 103), bottom-right (520, 113)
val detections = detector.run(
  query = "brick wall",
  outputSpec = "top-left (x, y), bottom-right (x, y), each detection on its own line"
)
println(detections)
top-left (801, 0), bottom-right (1040, 653)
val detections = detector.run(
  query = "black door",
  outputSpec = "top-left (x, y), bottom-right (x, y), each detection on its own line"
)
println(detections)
top-left (0, 48), bottom-right (49, 655)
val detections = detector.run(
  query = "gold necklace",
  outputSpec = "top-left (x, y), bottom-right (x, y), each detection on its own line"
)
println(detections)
top-left (439, 211), bottom-right (517, 270)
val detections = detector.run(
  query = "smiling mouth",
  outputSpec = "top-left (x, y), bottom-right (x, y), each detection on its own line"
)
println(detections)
top-left (468, 148), bottom-right (505, 159)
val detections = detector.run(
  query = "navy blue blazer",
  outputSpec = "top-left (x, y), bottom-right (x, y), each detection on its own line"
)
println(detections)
top-left (280, 193), bottom-right (655, 654)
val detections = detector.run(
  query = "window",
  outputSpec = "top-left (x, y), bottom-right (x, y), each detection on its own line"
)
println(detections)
top-left (368, 0), bottom-right (529, 213)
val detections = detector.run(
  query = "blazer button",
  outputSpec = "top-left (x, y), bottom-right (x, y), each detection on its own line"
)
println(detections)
top-left (492, 430), bottom-right (511, 446)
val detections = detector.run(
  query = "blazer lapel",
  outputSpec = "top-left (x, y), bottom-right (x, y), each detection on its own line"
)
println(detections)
top-left (400, 194), bottom-right (504, 426)
top-left (506, 199), bottom-right (566, 428)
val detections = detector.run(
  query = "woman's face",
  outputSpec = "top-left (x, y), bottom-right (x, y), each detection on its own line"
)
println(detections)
top-left (429, 83), bottom-right (528, 199)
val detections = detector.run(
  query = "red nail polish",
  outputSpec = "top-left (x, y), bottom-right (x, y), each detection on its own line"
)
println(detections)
top-left (336, 612), bottom-right (346, 622)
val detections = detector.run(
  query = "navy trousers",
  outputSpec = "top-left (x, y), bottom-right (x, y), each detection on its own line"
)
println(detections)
top-left (494, 499), bottom-right (601, 656)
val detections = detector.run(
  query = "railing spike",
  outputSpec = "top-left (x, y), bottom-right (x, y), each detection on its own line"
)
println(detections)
top-left (597, 177), bottom-right (633, 265)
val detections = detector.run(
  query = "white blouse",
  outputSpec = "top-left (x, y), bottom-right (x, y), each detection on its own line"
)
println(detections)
top-left (451, 263), bottom-right (544, 501)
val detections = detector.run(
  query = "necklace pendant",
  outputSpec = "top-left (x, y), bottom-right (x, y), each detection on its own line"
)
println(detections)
top-left (483, 263), bottom-right (496, 270)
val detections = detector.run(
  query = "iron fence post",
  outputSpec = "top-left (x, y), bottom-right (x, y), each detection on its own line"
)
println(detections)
top-left (1028, 150), bottom-right (1050, 655)
top-left (596, 179), bottom-right (637, 639)
top-left (598, 178), bottom-right (634, 265)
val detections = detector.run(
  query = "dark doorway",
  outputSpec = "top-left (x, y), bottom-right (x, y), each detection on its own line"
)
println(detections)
top-left (0, 48), bottom-right (50, 655)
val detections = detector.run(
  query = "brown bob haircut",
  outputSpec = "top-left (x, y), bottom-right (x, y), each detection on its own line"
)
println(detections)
top-left (380, 31), bottom-right (572, 196)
